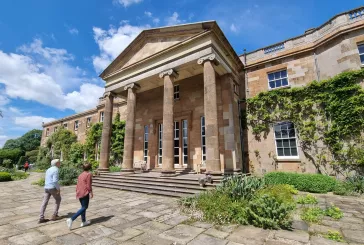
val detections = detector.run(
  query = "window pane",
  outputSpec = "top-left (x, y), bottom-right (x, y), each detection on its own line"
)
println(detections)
top-left (275, 79), bottom-right (282, 88)
top-left (203, 155), bottom-right (206, 161)
top-left (201, 117), bottom-right (205, 125)
top-left (202, 137), bottom-right (205, 145)
top-left (284, 148), bottom-right (291, 156)
top-left (290, 139), bottom-right (297, 147)
top-left (281, 70), bottom-right (287, 78)
top-left (289, 129), bottom-right (296, 137)
top-left (184, 148), bottom-right (188, 155)
top-left (144, 142), bottom-right (148, 149)
top-left (360, 55), bottom-right (364, 64)
top-left (183, 128), bottom-right (187, 136)
top-left (202, 146), bottom-right (206, 154)
top-left (358, 45), bottom-right (364, 54)
top-left (291, 148), bottom-right (298, 156)
top-left (174, 140), bottom-right (179, 147)
top-left (283, 139), bottom-right (289, 147)
top-left (184, 156), bottom-right (188, 164)
top-left (268, 73), bottom-right (274, 81)
top-left (174, 157), bottom-right (179, 164)
top-left (174, 148), bottom-right (179, 155)
top-left (269, 81), bottom-right (275, 89)
top-left (277, 148), bottom-right (284, 156)
top-left (275, 71), bottom-right (282, 79)
top-left (159, 149), bottom-right (162, 155)
top-left (183, 138), bottom-right (187, 146)
top-left (281, 129), bottom-right (288, 138)
top-left (276, 140), bottom-right (283, 147)
top-left (282, 78), bottom-right (288, 86)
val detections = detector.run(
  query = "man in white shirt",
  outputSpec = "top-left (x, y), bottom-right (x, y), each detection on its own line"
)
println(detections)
top-left (39, 159), bottom-right (62, 223)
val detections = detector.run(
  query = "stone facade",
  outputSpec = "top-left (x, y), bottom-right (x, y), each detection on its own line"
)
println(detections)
top-left (41, 7), bottom-right (364, 174)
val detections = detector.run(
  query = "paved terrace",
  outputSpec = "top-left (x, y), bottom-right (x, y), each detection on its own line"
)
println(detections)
top-left (0, 173), bottom-right (364, 245)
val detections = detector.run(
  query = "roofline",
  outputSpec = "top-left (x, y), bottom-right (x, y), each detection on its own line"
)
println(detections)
top-left (240, 5), bottom-right (364, 57)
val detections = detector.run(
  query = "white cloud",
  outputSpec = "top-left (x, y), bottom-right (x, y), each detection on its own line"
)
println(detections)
top-left (153, 18), bottom-right (160, 24)
top-left (165, 12), bottom-right (184, 26)
top-left (65, 83), bottom-right (105, 112)
top-left (92, 24), bottom-right (148, 73)
top-left (113, 0), bottom-right (142, 7)
top-left (230, 23), bottom-right (238, 33)
top-left (69, 28), bottom-right (79, 35)
top-left (144, 11), bottom-right (152, 17)
top-left (14, 116), bottom-right (56, 129)
top-left (0, 39), bottom-right (104, 112)
top-left (0, 93), bottom-right (9, 106)
top-left (0, 135), bottom-right (9, 148)
top-left (144, 11), bottom-right (160, 25)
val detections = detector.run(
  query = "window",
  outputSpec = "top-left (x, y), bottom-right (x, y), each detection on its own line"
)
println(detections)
top-left (358, 44), bottom-right (364, 65)
top-left (74, 120), bottom-right (79, 130)
top-left (63, 123), bottom-right (68, 129)
top-left (201, 116), bottom-right (206, 162)
top-left (182, 120), bottom-right (188, 165)
top-left (268, 70), bottom-right (289, 89)
top-left (158, 124), bottom-right (163, 165)
top-left (46, 128), bottom-right (49, 137)
top-left (54, 127), bottom-right (58, 132)
top-left (99, 112), bottom-right (104, 122)
top-left (274, 122), bottom-right (298, 158)
top-left (233, 84), bottom-right (239, 95)
top-left (96, 142), bottom-right (100, 161)
top-left (143, 126), bottom-right (148, 162)
top-left (174, 85), bottom-right (180, 100)
top-left (86, 117), bottom-right (91, 127)
top-left (174, 121), bottom-right (180, 165)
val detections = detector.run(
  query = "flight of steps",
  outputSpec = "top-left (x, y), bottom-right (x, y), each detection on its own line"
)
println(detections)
top-left (92, 172), bottom-right (223, 198)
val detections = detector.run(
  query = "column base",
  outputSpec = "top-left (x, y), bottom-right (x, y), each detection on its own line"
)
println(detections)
top-left (160, 170), bottom-right (177, 177)
top-left (98, 168), bottom-right (109, 172)
top-left (205, 170), bottom-right (223, 176)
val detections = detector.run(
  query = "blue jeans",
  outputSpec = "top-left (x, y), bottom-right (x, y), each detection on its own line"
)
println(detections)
top-left (71, 194), bottom-right (89, 222)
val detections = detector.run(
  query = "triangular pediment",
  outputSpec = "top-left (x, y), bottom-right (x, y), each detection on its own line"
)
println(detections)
top-left (100, 21), bottom-right (217, 78)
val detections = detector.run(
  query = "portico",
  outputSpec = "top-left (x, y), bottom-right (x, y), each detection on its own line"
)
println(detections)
top-left (99, 21), bottom-right (244, 175)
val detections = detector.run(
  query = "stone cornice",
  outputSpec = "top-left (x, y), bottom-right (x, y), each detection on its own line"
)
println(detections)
top-left (159, 69), bottom-right (179, 79)
top-left (197, 53), bottom-right (220, 66)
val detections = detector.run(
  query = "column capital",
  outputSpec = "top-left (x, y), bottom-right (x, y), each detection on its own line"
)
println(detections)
top-left (197, 53), bottom-right (220, 66)
top-left (124, 83), bottom-right (141, 91)
top-left (102, 91), bottom-right (115, 99)
top-left (159, 69), bottom-right (179, 79)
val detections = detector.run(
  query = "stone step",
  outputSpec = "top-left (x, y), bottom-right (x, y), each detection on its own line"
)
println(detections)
top-left (94, 176), bottom-right (215, 190)
top-left (93, 179), bottom-right (201, 195)
top-left (92, 182), bottom-right (190, 198)
top-left (96, 174), bottom-right (220, 186)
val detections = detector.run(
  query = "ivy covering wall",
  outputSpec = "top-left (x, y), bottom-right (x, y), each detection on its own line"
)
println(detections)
top-left (246, 70), bottom-right (364, 175)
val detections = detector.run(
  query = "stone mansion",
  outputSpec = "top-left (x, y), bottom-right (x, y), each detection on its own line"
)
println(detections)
top-left (41, 7), bottom-right (364, 175)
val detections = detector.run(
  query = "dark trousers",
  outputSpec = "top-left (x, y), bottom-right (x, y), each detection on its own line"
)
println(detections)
top-left (71, 194), bottom-right (89, 222)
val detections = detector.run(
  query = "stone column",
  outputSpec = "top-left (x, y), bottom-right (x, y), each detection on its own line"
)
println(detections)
top-left (99, 92), bottom-right (114, 171)
top-left (198, 54), bottom-right (222, 175)
top-left (159, 69), bottom-right (178, 176)
top-left (122, 83), bottom-right (140, 172)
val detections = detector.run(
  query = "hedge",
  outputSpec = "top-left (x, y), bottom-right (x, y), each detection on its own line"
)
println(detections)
top-left (264, 172), bottom-right (337, 193)
top-left (0, 172), bottom-right (12, 182)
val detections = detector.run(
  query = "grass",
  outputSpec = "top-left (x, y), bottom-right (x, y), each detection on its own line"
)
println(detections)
top-left (325, 231), bottom-right (344, 242)
top-left (296, 194), bottom-right (318, 205)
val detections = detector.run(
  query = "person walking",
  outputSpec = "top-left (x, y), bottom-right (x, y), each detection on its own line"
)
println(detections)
top-left (66, 163), bottom-right (93, 229)
top-left (24, 161), bottom-right (29, 172)
top-left (39, 159), bottom-right (62, 223)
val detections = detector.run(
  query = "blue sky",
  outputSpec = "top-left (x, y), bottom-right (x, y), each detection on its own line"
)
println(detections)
top-left (0, 0), bottom-right (361, 147)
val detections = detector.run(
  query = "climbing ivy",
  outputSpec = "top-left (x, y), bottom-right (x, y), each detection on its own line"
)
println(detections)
top-left (246, 70), bottom-right (364, 175)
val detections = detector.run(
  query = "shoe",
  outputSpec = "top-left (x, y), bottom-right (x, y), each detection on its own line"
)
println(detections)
top-left (38, 218), bottom-right (49, 224)
top-left (66, 218), bottom-right (73, 230)
top-left (80, 220), bottom-right (91, 227)
top-left (50, 215), bottom-right (59, 221)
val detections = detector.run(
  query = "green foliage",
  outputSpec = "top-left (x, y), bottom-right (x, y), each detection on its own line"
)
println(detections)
top-left (46, 128), bottom-right (77, 161)
top-left (265, 172), bottom-right (337, 193)
top-left (333, 181), bottom-right (355, 196)
top-left (325, 205), bottom-right (343, 220)
top-left (59, 167), bottom-right (81, 186)
top-left (296, 194), bottom-right (318, 205)
top-left (36, 146), bottom-right (51, 170)
top-left (17, 156), bottom-right (26, 167)
top-left (11, 171), bottom-right (29, 180)
top-left (257, 184), bottom-right (296, 204)
top-left (68, 142), bottom-right (85, 168)
top-left (246, 194), bottom-right (295, 229)
top-left (111, 113), bottom-right (126, 164)
top-left (3, 159), bottom-right (12, 168)
top-left (3, 139), bottom-right (21, 150)
top-left (247, 70), bottom-right (364, 174)
top-left (3, 129), bottom-right (42, 152)
top-left (85, 122), bottom-right (102, 162)
top-left (32, 177), bottom-right (45, 186)
top-left (301, 207), bottom-right (324, 223)
top-left (325, 231), bottom-right (344, 242)
top-left (109, 166), bottom-right (121, 172)
top-left (25, 149), bottom-right (39, 163)
top-left (0, 172), bottom-right (12, 182)
top-left (218, 175), bottom-right (265, 201)
top-left (346, 175), bottom-right (364, 194)
top-left (0, 148), bottom-right (22, 166)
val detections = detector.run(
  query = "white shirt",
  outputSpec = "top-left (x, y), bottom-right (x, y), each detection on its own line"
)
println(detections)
top-left (44, 166), bottom-right (60, 190)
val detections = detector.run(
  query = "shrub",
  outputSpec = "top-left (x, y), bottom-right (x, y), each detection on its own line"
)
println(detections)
top-left (32, 177), bottom-right (45, 186)
top-left (265, 172), bottom-right (337, 193)
top-left (217, 175), bottom-right (265, 201)
top-left (325, 231), bottom-right (344, 242)
top-left (246, 194), bottom-right (295, 229)
top-left (59, 167), bottom-right (81, 186)
top-left (11, 171), bottom-right (29, 180)
top-left (333, 181), bottom-right (355, 196)
top-left (0, 172), bottom-right (12, 182)
top-left (296, 194), bottom-right (318, 204)
top-left (346, 175), bottom-right (364, 194)
top-left (325, 205), bottom-right (343, 220)
top-left (109, 166), bottom-right (121, 172)
top-left (301, 207), bottom-right (324, 223)
top-left (257, 184), bottom-right (296, 205)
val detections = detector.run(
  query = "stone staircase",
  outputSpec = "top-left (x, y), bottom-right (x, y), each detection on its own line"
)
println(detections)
top-left (92, 172), bottom-right (222, 198)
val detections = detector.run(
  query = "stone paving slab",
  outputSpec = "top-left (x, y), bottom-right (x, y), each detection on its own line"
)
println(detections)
top-left (1, 173), bottom-right (364, 245)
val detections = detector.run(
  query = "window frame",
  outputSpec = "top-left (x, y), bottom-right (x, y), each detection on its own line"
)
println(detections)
top-left (158, 124), bottom-right (163, 165)
top-left (99, 111), bottom-right (104, 122)
top-left (74, 120), bottom-right (79, 131)
top-left (46, 128), bottom-right (50, 137)
top-left (54, 127), bottom-right (58, 133)
top-left (174, 121), bottom-right (180, 166)
top-left (273, 121), bottom-right (299, 160)
top-left (143, 125), bottom-right (148, 163)
top-left (86, 117), bottom-right (92, 127)
top-left (201, 116), bottom-right (206, 164)
top-left (63, 123), bottom-right (68, 129)
top-left (182, 119), bottom-right (188, 165)
top-left (174, 84), bottom-right (180, 100)
top-left (267, 69), bottom-right (290, 90)
top-left (358, 43), bottom-right (364, 66)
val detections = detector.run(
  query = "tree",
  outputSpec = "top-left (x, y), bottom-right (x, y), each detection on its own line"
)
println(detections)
top-left (69, 142), bottom-right (85, 167)
top-left (3, 139), bottom-right (21, 150)
top-left (0, 148), bottom-right (22, 166)
top-left (3, 129), bottom-right (42, 152)
top-left (46, 128), bottom-right (77, 161)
